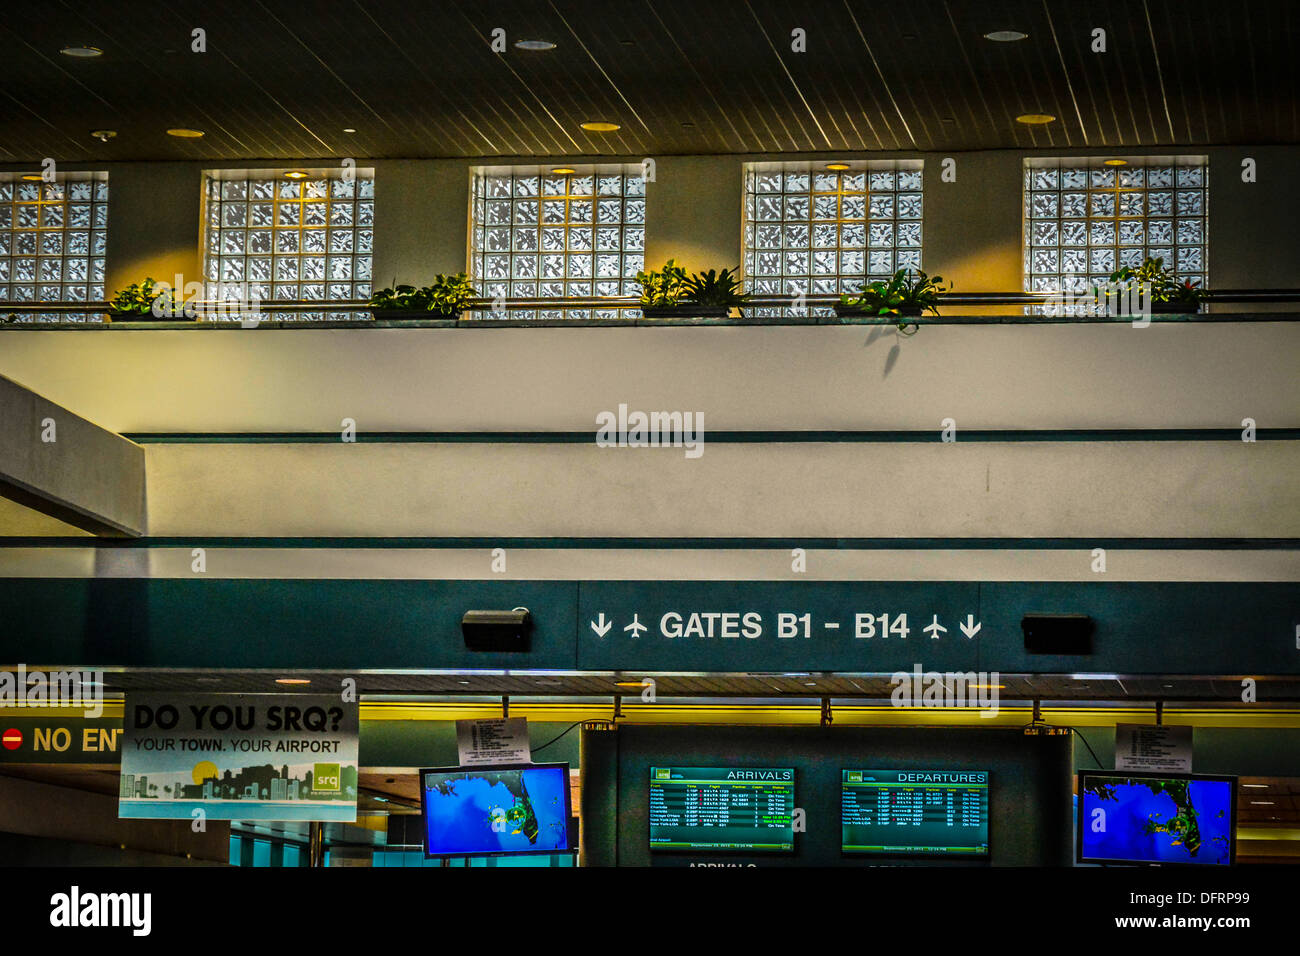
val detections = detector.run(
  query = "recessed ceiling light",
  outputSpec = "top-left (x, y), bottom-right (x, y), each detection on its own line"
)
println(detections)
top-left (166, 128), bottom-right (204, 138)
top-left (1015, 113), bottom-right (1056, 125)
top-left (619, 39), bottom-right (635, 46)
top-left (20, 173), bottom-right (43, 181)
top-left (91, 129), bottom-right (116, 142)
top-left (283, 170), bottom-right (309, 179)
top-left (984, 30), bottom-right (1028, 42)
top-left (551, 167), bottom-right (576, 175)
top-left (1242, 783), bottom-right (1269, 788)
top-left (342, 127), bottom-right (357, 133)
top-left (1104, 158), bottom-right (1127, 166)
top-left (581, 121), bottom-right (621, 132)
top-left (614, 681), bottom-right (645, 688)
top-left (1249, 800), bottom-right (1275, 805)
top-left (825, 162), bottom-right (851, 170)
top-left (60, 45), bottom-right (103, 58)
top-left (514, 39), bottom-right (556, 51)
top-left (275, 677), bottom-right (311, 685)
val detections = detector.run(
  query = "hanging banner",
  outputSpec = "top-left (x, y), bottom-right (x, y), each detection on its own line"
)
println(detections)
top-left (119, 693), bottom-right (358, 822)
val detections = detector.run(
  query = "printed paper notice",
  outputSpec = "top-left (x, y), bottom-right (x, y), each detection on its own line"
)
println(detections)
top-left (1114, 723), bottom-right (1193, 772)
top-left (456, 717), bottom-right (531, 766)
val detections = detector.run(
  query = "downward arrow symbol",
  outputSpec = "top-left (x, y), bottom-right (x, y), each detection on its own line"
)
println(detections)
top-left (960, 615), bottom-right (982, 639)
top-left (590, 613), bottom-right (611, 638)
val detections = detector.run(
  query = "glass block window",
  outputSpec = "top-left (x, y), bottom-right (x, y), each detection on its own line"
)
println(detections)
top-left (0, 172), bottom-right (108, 323)
top-left (470, 166), bottom-right (645, 320)
top-left (202, 169), bottom-right (373, 321)
top-left (744, 161), bottom-right (923, 317)
top-left (1024, 158), bottom-right (1208, 314)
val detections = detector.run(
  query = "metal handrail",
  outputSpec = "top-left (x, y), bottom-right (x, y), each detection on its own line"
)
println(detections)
top-left (5, 289), bottom-right (1300, 314)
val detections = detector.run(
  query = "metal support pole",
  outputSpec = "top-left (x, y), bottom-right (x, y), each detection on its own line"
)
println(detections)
top-left (502, 695), bottom-right (509, 719)
top-left (820, 697), bottom-right (833, 727)
top-left (1155, 700), bottom-right (1164, 726)
top-left (307, 822), bottom-right (325, 868)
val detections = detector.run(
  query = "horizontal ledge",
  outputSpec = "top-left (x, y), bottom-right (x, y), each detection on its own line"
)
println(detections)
top-left (2, 537), bottom-right (1296, 550)
top-left (5, 312), bottom-right (1300, 329)
top-left (121, 429), bottom-right (1300, 443)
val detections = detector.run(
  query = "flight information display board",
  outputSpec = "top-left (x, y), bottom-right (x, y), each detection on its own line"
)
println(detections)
top-left (841, 769), bottom-right (990, 855)
top-left (648, 767), bottom-right (795, 852)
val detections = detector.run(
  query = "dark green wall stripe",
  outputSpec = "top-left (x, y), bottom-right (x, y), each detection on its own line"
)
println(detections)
top-left (123, 429), bottom-right (1300, 444)
top-left (1, 536), bottom-right (1296, 550)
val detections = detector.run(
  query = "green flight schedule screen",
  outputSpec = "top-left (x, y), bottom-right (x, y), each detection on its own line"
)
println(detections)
top-left (649, 767), bottom-right (795, 852)
top-left (841, 769), bottom-right (990, 855)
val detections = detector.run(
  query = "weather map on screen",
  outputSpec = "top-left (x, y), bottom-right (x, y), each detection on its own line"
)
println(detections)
top-left (1079, 774), bottom-right (1234, 866)
top-left (420, 763), bottom-right (571, 857)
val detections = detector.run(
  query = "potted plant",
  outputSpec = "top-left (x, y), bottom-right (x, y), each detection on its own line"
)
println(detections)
top-left (680, 267), bottom-right (749, 317)
top-left (635, 258), bottom-right (689, 316)
top-left (1102, 257), bottom-right (1207, 314)
top-left (836, 268), bottom-right (950, 332)
top-left (369, 273), bottom-right (478, 320)
top-left (107, 277), bottom-right (194, 321)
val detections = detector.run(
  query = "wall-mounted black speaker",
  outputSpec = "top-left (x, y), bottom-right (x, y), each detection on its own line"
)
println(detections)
top-left (1021, 614), bottom-right (1094, 655)
top-left (461, 608), bottom-right (532, 652)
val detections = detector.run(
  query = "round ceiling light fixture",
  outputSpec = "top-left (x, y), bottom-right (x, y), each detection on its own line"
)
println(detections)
top-left (1103, 158), bottom-right (1128, 166)
top-left (581, 121), bottom-right (621, 132)
top-left (166, 127), bottom-right (205, 138)
top-left (1015, 113), bottom-right (1056, 125)
top-left (342, 127), bottom-right (357, 133)
top-left (20, 173), bottom-right (44, 181)
top-left (551, 167), bottom-right (577, 175)
top-left (514, 39), bottom-right (556, 51)
top-left (60, 45), bottom-right (103, 57)
top-left (274, 677), bottom-right (311, 685)
top-left (91, 129), bottom-right (116, 142)
top-left (825, 162), bottom-right (851, 171)
top-left (283, 170), bottom-right (309, 179)
top-left (984, 30), bottom-right (1028, 42)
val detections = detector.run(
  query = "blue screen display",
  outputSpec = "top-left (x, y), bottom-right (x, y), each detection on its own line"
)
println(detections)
top-left (422, 764), bottom-right (571, 856)
top-left (1079, 774), bottom-right (1234, 865)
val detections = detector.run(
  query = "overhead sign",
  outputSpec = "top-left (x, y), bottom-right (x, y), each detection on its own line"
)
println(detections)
top-left (578, 581), bottom-right (982, 672)
top-left (0, 717), bottom-right (121, 764)
top-left (456, 717), bottom-right (531, 766)
top-left (119, 693), bottom-right (359, 822)
top-left (1114, 723), bottom-right (1193, 773)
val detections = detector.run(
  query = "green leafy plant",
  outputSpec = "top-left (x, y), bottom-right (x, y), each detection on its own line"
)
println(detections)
top-left (109, 277), bottom-right (164, 315)
top-left (1103, 256), bottom-right (1206, 306)
top-left (839, 268), bottom-right (950, 331)
top-left (369, 273), bottom-right (478, 317)
top-left (635, 258), bottom-right (688, 307)
top-left (682, 267), bottom-right (750, 309)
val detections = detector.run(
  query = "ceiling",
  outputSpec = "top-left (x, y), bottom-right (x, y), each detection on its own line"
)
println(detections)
top-left (86, 668), bottom-right (1300, 701)
top-left (1, 0), bottom-right (1295, 164)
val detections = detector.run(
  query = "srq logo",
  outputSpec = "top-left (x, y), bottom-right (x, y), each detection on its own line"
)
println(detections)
top-left (313, 763), bottom-right (340, 792)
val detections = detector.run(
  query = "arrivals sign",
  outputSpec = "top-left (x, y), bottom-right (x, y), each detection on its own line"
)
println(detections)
top-left (119, 693), bottom-right (359, 822)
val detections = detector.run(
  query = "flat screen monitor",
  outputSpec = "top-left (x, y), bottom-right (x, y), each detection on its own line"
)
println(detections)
top-left (1077, 772), bottom-right (1236, 866)
top-left (841, 769), bottom-right (990, 856)
top-left (419, 762), bottom-right (573, 858)
top-left (648, 766), bottom-right (796, 852)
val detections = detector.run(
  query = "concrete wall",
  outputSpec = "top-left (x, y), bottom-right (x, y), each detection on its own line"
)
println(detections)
top-left (137, 440), bottom-right (1299, 538)
top-left (1, 322), bottom-right (1296, 434)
